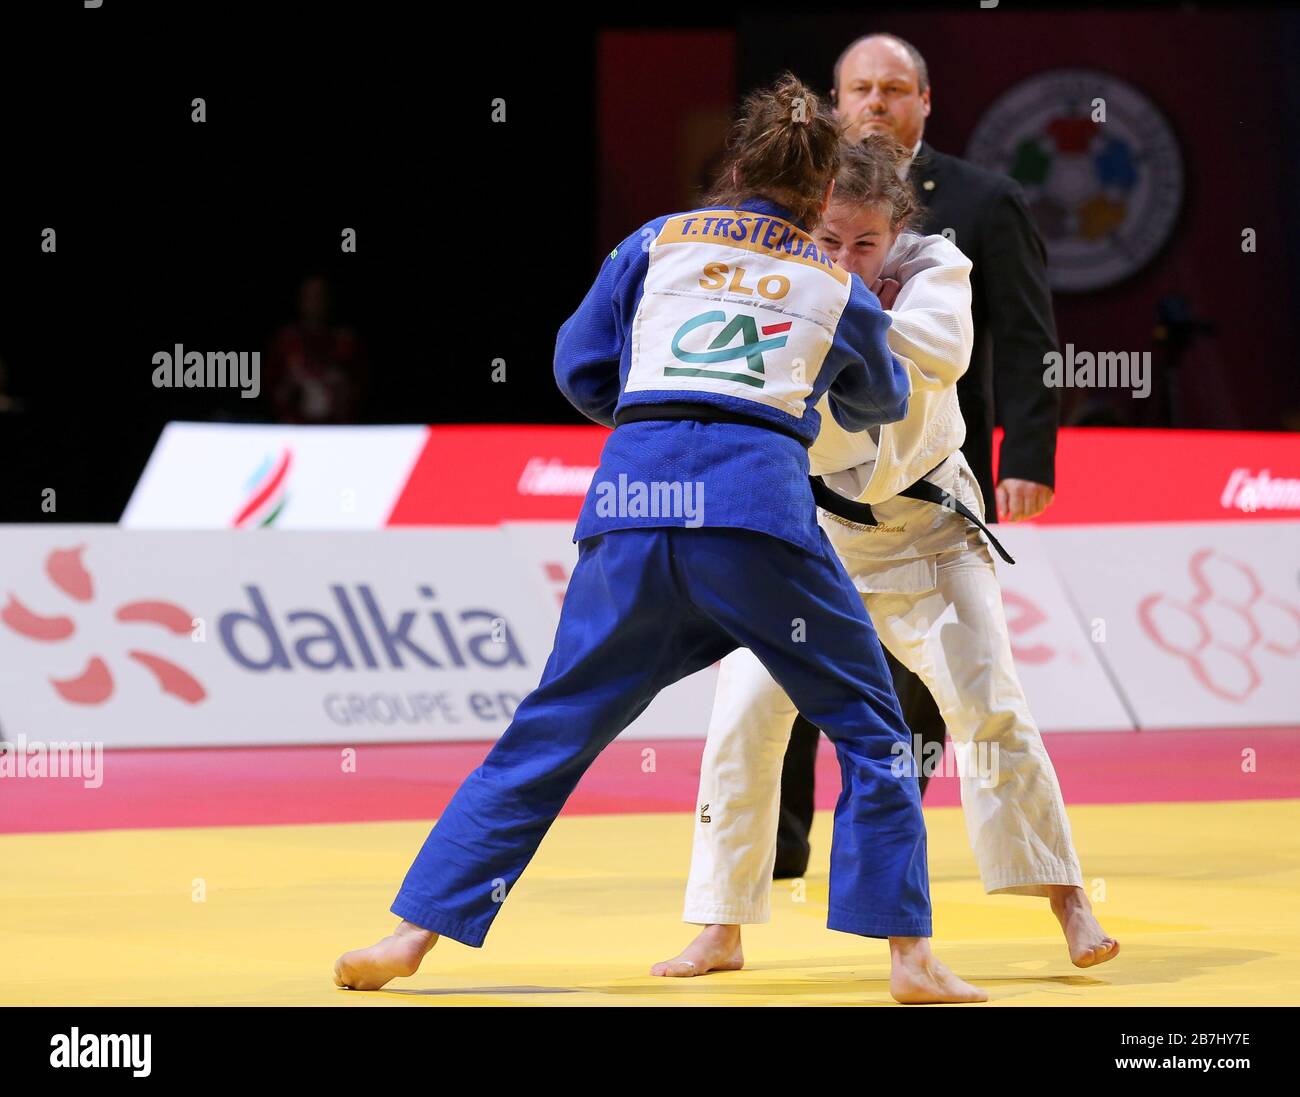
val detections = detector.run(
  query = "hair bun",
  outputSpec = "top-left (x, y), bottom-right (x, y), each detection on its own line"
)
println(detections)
top-left (703, 71), bottom-right (844, 230)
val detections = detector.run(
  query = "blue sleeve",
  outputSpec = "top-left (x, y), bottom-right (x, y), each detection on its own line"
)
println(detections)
top-left (825, 276), bottom-right (910, 432)
top-left (554, 227), bottom-right (654, 428)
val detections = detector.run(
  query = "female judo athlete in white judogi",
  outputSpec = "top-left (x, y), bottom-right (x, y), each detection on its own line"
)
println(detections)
top-left (334, 78), bottom-right (986, 1003)
top-left (653, 137), bottom-right (1119, 979)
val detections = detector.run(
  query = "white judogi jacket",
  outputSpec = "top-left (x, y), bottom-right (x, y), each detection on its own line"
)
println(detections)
top-left (809, 232), bottom-right (974, 500)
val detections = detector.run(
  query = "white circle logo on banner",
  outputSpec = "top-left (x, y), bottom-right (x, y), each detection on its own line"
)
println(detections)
top-left (966, 69), bottom-right (1184, 293)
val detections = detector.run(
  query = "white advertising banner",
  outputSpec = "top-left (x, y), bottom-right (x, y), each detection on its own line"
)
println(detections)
top-left (0, 527), bottom-right (556, 747)
top-left (121, 422), bottom-right (429, 529)
top-left (986, 524), bottom-right (1136, 732)
top-left (1041, 521), bottom-right (1300, 728)
top-left (4, 523), bottom-right (1289, 748)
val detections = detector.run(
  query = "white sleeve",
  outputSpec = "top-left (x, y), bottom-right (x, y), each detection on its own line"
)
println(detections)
top-left (808, 391), bottom-right (875, 476)
top-left (881, 232), bottom-right (974, 393)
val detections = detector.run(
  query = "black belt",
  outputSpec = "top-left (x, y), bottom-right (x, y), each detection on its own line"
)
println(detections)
top-left (810, 466), bottom-right (1015, 565)
top-left (613, 402), bottom-right (1013, 565)
top-left (614, 402), bottom-right (812, 447)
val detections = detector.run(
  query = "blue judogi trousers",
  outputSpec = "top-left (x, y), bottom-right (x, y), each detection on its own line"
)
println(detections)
top-left (391, 526), bottom-right (931, 945)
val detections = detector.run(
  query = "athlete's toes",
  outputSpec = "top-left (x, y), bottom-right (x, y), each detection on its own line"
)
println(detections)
top-left (651, 959), bottom-right (699, 978)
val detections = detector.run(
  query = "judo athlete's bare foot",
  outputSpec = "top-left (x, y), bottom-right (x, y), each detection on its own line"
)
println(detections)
top-left (1046, 885), bottom-right (1120, 968)
top-left (888, 937), bottom-right (988, 1004)
top-left (334, 920), bottom-right (439, 990)
top-left (650, 923), bottom-right (744, 977)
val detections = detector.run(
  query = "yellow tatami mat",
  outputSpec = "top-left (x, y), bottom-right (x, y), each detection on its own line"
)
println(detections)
top-left (2, 799), bottom-right (1297, 1006)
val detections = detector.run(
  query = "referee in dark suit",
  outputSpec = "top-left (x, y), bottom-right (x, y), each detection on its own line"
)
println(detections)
top-left (774, 32), bottom-right (1062, 877)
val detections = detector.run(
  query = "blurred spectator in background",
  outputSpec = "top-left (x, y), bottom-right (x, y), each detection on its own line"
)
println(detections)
top-left (0, 356), bottom-right (25, 415)
top-left (263, 274), bottom-right (369, 423)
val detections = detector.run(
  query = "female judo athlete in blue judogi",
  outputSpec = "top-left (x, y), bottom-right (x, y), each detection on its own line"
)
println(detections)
top-left (335, 74), bottom-right (985, 1003)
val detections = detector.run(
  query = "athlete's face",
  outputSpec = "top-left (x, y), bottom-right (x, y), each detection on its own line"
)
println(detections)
top-left (815, 200), bottom-right (898, 283)
top-left (835, 38), bottom-right (930, 149)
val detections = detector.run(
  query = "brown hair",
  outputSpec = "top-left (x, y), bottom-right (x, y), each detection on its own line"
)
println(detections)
top-left (705, 73), bottom-right (844, 230)
top-left (832, 134), bottom-right (921, 233)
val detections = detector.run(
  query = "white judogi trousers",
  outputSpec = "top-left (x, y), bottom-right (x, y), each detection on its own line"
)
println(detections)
top-left (683, 461), bottom-right (1084, 924)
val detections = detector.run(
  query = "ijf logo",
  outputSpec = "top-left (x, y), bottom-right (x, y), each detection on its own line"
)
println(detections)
top-left (966, 69), bottom-right (1183, 292)
top-left (1, 546), bottom-right (206, 706)
top-left (666, 311), bottom-right (791, 388)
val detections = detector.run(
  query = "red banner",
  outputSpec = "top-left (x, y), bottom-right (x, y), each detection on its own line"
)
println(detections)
top-left (388, 425), bottom-right (1300, 526)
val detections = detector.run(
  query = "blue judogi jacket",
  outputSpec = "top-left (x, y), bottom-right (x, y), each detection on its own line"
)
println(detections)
top-left (554, 197), bottom-right (909, 555)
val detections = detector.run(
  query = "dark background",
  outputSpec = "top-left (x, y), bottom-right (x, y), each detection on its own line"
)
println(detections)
top-left (1, 2), bottom-right (1296, 523)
